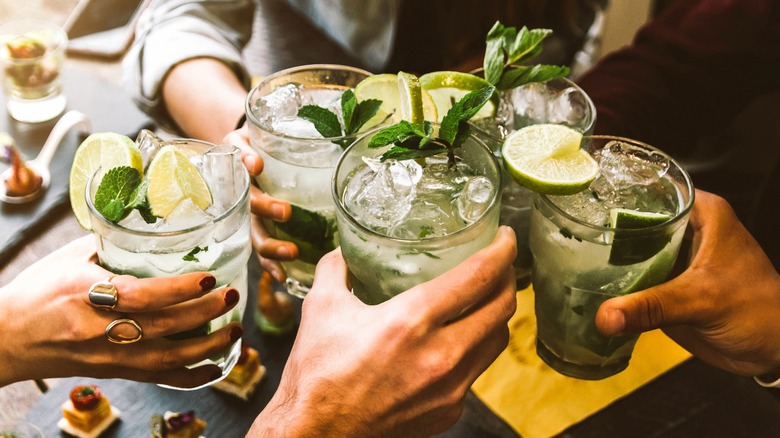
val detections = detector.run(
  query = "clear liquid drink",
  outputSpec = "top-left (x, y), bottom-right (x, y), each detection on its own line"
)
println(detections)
top-left (333, 125), bottom-right (502, 304)
top-left (86, 137), bottom-right (251, 390)
top-left (246, 65), bottom-right (373, 298)
top-left (530, 136), bottom-right (694, 380)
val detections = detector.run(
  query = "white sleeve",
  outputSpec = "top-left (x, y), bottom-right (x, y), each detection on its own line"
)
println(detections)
top-left (122, 0), bottom-right (255, 131)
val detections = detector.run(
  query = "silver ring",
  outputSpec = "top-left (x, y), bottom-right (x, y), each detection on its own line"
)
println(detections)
top-left (105, 318), bottom-right (143, 344)
top-left (88, 276), bottom-right (118, 310)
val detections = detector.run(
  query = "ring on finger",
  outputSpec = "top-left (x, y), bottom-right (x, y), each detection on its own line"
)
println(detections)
top-left (88, 276), bottom-right (118, 310)
top-left (105, 317), bottom-right (143, 344)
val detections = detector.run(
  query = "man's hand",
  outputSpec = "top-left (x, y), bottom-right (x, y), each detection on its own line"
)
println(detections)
top-left (596, 190), bottom-right (780, 377)
top-left (250, 226), bottom-right (518, 437)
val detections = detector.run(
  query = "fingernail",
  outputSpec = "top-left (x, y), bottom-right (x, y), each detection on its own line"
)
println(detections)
top-left (209, 368), bottom-right (223, 382)
top-left (224, 289), bottom-right (239, 307)
top-left (605, 309), bottom-right (626, 335)
top-left (229, 325), bottom-right (243, 343)
top-left (276, 246), bottom-right (292, 259)
top-left (200, 276), bottom-right (216, 291)
top-left (271, 203), bottom-right (287, 220)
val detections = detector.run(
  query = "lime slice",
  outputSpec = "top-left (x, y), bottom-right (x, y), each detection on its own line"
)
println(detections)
top-left (69, 133), bottom-right (143, 230)
top-left (502, 124), bottom-right (598, 195)
top-left (420, 71), bottom-right (497, 121)
top-left (146, 145), bottom-right (212, 219)
top-left (354, 73), bottom-right (437, 129)
top-left (608, 208), bottom-right (673, 266)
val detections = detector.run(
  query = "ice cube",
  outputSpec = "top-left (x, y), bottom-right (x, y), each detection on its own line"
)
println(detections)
top-left (136, 129), bottom-right (164, 169)
top-left (509, 82), bottom-right (553, 127)
top-left (344, 159), bottom-right (421, 230)
top-left (550, 189), bottom-right (610, 227)
top-left (597, 140), bottom-right (670, 190)
top-left (272, 118), bottom-right (323, 138)
top-left (118, 209), bottom-right (158, 232)
top-left (201, 144), bottom-right (243, 213)
top-left (389, 200), bottom-right (460, 239)
top-left (547, 87), bottom-right (591, 130)
top-left (455, 176), bottom-right (495, 223)
top-left (157, 199), bottom-right (213, 232)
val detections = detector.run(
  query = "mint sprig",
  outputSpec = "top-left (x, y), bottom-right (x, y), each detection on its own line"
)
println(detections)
top-left (483, 21), bottom-right (570, 90)
top-left (183, 246), bottom-right (208, 262)
top-left (298, 89), bottom-right (382, 148)
top-left (94, 166), bottom-right (158, 224)
top-left (368, 86), bottom-right (495, 164)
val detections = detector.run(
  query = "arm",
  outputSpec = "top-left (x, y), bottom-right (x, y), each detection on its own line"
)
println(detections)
top-left (249, 226), bottom-right (518, 437)
top-left (596, 190), bottom-right (780, 378)
top-left (0, 236), bottom-right (242, 388)
top-left (123, 0), bottom-right (255, 137)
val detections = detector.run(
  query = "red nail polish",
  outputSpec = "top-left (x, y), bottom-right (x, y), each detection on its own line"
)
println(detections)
top-left (224, 289), bottom-right (239, 307)
top-left (210, 368), bottom-right (223, 382)
top-left (229, 326), bottom-right (243, 343)
top-left (200, 276), bottom-right (216, 291)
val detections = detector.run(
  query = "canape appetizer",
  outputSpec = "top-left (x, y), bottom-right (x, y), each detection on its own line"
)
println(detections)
top-left (149, 411), bottom-right (206, 438)
top-left (57, 384), bottom-right (120, 438)
top-left (212, 345), bottom-right (266, 401)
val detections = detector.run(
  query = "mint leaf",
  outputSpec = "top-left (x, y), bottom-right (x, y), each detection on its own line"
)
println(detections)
top-left (483, 21), bottom-right (569, 90)
top-left (368, 121), bottom-right (430, 149)
top-left (341, 89), bottom-right (357, 134)
top-left (127, 178), bottom-right (157, 224)
top-left (298, 105), bottom-right (343, 138)
top-left (183, 246), bottom-right (208, 262)
top-left (440, 86), bottom-right (496, 145)
top-left (275, 205), bottom-right (337, 264)
top-left (351, 98), bottom-right (382, 133)
top-left (496, 64), bottom-right (571, 90)
top-left (94, 166), bottom-right (141, 223)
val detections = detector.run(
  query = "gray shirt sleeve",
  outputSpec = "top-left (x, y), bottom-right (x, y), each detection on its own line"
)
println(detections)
top-left (122, 0), bottom-right (256, 132)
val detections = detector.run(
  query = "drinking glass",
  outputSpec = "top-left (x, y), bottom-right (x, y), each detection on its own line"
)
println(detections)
top-left (245, 64), bottom-right (374, 298)
top-left (530, 135), bottom-right (694, 380)
top-left (474, 77), bottom-right (597, 289)
top-left (86, 137), bottom-right (251, 390)
top-left (333, 124), bottom-right (502, 304)
top-left (0, 19), bottom-right (67, 123)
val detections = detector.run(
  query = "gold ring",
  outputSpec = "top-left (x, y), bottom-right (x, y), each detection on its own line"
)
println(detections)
top-left (88, 276), bottom-right (118, 310)
top-left (105, 318), bottom-right (143, 344)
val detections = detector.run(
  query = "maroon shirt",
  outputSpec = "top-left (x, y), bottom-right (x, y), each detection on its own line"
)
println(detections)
top-left (578, 0), bottom-right (780, 267)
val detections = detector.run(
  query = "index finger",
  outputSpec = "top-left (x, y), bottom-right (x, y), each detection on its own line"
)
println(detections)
top-left (399, 226), bottom-right (517, 325)
top-left (223, 125), bottom-right (263, 176)
top-left (84, 272), bottom-right (217, 312)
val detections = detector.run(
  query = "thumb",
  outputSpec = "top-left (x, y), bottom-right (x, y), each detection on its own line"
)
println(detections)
top-left (595, 272), bottom-right (700, 337)
top-left (306, 248), bottom-right (352, 303)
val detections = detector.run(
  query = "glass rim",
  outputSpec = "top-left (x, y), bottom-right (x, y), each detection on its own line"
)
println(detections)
top-left (537, 134), bottom-right (695, 235)
top-left (0, 19), bottom-right (68, 61)
top-left (245, 63), bottom-right (374, 142)
top-left (85, 140), bottom-right (250, 237)
top-left (332, 124), bottom-right (503, 243)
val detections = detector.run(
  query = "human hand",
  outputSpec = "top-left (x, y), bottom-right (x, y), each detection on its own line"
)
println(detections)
top-left (249, 226), bottom-right (518, 437)
top-left (596, 190), bottom-right (780, 377)
top-left (223, 126), bottom-right (296, 282)
top-left (0, 236), bottom-right (243, 388)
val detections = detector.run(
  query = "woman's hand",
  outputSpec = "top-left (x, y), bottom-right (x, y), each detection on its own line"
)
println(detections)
top-left (250, 226), bottom-right (518, 437)
top-left (223, 126), bottom-right (297, 282)
top-left (0, 236), bottom-right (243, 388)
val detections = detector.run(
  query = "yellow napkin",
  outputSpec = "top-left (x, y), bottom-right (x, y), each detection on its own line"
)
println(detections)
top-left (472, 286), bottom-right (692, 438)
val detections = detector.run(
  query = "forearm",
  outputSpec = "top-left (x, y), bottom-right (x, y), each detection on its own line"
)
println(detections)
top-left (163, 58), bottom-right (248, 143)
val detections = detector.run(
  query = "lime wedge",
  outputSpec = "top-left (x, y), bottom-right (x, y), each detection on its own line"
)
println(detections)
top-left (419, 71), bottom-right (497, 121)
top-left (502, 124), bottom-right (598, 195)
top-left (397, 71), bottom-right (428, 125)
top-left (608, 208), bottom-right (674, 266)
top-left (609, 209), bottom-right (671, 229)
top-left (69, 133), bottom-right (143, 230)
top-left (354, 73), bottom-right (437, 128)
top-left (146, 145), bottom-right (212, 219)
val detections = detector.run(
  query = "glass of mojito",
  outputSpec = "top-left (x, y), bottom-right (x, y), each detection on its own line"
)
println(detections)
top-left (333, 124), bottom-right (502, 305)
top-left (0, 19), bottom-right (67, 123)
top-left (528, 135), bottom-right (694, 380)
top-left (246, 64), bottom-right (380, 298)
top-left (82, 132), bottom-right (251, 389)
